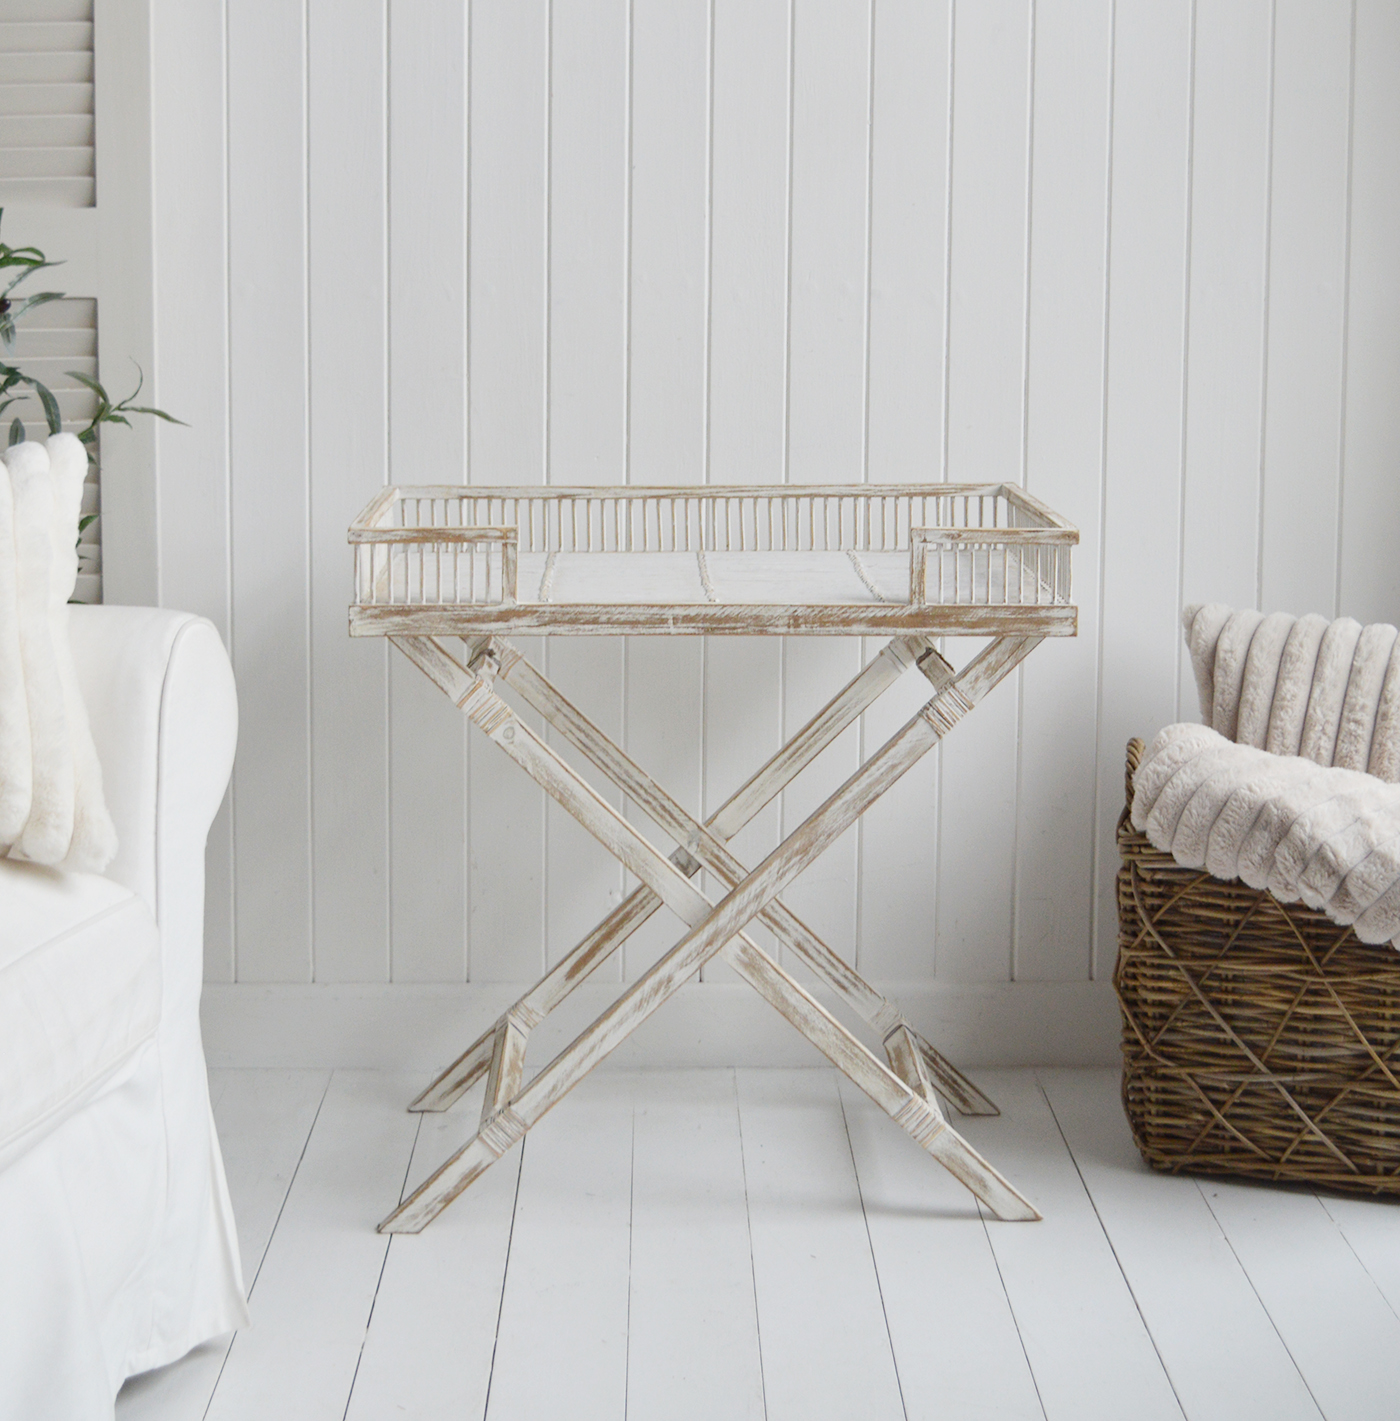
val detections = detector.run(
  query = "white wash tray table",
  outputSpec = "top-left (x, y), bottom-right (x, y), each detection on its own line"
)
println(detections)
top-left (348, 483), bottom-right (1077, 1231)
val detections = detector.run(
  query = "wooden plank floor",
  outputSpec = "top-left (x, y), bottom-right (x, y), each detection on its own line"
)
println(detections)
top-left (117, 1067), bottom-right (1400, 1421)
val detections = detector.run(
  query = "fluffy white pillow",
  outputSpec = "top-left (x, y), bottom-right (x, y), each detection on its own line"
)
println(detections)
top-left (0, 435), bottom-right (117, 871)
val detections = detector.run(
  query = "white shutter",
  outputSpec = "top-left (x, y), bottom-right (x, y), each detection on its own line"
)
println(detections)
top-left (0, 0), bottom-right (154, 606)
top-left (0, 4), bottom-right (95, 209)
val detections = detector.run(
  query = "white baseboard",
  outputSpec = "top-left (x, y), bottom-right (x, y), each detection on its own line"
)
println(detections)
top-left (201, 978), bottom-right (1122, 1070)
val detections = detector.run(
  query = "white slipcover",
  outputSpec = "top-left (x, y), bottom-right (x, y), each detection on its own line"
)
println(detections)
top-left (0, 607), bottom-right (248, 1420)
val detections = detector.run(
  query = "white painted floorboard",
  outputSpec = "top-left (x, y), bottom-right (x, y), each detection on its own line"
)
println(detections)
top-left (837, 1076), bottom-right (1044, 1421)
top-left (1037, 1069), bottom-right (1321, 1421)
top-left (119, 1067), bottom-right (1400, 1420)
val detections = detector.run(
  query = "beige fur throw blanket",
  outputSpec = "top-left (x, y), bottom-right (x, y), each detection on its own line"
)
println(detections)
top-left (1131, 604), bottom-right (1400, 950)
top-left (0, 435), bottom-right (116, 871)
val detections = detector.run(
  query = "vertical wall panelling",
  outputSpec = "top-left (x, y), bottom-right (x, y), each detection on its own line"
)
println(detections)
top-left (1093, 1), bottom-right (1194, 979)
top-left (1338, 1), bottom-right (1400, 628)
top-left (1014, 0), bottom-right (1111, 981)
top-left (622, 0), bottom-right (710, 980)
top-left (150, 0), bottom-right (234, 977)
top-left (701, 0), bottom-right (791, 983)
top-left (386, 0), bottom-right (468, 981)
top-left (307, 0), bottom-right (390, 982)
top-left (466, 0), bottom-right (548, 981)
top-left (855, 0), bottom-right (950, 981)
top-left (779, 0), bottom-right (872, 972)
top-left (140, 0), bottom-right (1400, 1009)
top-left (1177, 0), bottom-right (1273, 719)
top-left (937, 0), bottom-right (1033, 982)
top-left (226, 0), bottom-right (312, 981)
top-left (545, 0), bottom-right (629, 974)
top-left (1259, 1), bottom-right (1351, 618)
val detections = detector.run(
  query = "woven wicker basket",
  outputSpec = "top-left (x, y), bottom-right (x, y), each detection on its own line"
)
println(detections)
top-left (1115, 738), bottom-right (1400, 1196)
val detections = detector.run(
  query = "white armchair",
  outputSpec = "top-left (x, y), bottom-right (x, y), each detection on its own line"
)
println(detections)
top-left (0, 607), bottom-right (247, 1421)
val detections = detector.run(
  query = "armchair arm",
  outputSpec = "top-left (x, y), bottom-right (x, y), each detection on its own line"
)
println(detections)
top-left (66, 607), bottom-right (237, 1012)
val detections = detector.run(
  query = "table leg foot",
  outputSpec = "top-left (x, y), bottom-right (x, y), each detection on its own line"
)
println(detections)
top-left (907, 1029), bottom-right (1000, 1117)
top-left (409, 1026), bottom-right (497, 1112)
top-left (378, 1125), bottom-right (518, 1233)
top-left (926, 1126), bottom-right (1041, 1222)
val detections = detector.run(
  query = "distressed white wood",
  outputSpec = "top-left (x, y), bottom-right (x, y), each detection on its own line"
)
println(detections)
top-left (1092, 0), bottom-right (1194, 980)
top-left (306, 0), bottom-right (389, 983)
top-left (484, 1073), bottom-right (634, 1421)
top-left (623, 635), bottom-right (704, 981)
top-left (625, 1071), bottom-right (765, 1421)
top-left (1260, 1), bottom-right (1352, 617)
top-left (383, 633), bottom-right (1040, 1233)
top-left (1199, 1175), bottom-right (1400, 1421)
top-left (116, 1069), bottom-right (331, 1421)
top-left (379, 633), bottom-right (1038, 1232)
top-left (737, 1068), bottom-right (906, 1421)
top-left (1038, 1069), bottom-right (1322, 1421)
top-left (722, 936), bottom-right (1036, 1219)
top-left (343, 1099), bottom-right (522, 1421)
top-left (1014, 0), bottom-right (1111, 983)
top-left (1338, 0), bottom-right (1400, 628)
top-left (410, 637), bottom-right (928, 1115)
top-left (469, 634), bottom-right (545, 982)
top-left (386, 0), bottom-right (468, 983)
top-left (702, 636), bottom-right (782, 986)
top-left (837, 1076), bottom-right (1045, 1421)
top-left (545, 640), bottom-right (626, 978)
top-left (203, 1072), bottom-right (421, 1421)
top-left (779, 636), bottom-right (862, 976)
top-left (956, 1071), bottom-right (1185, 1421)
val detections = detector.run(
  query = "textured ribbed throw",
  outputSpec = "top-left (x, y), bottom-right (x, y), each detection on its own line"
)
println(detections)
top-left (1134, 604), bottom-right (1400, 950)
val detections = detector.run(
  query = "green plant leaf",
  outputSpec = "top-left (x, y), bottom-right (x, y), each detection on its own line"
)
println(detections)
top-left (124, 404), bottom-right (188, 427)
top-left (29, 378), bottom-right (61, 436)
top-left (78, 513), bottom-right (96, 534)
top-left (8, 290), bottom-right (65, 321)
top-left (8, 417), bottom-right (22, 447)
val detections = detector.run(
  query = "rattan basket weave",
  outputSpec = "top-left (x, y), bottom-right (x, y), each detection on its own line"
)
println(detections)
top-left (1115, 737), bottom-right (1400, 1196)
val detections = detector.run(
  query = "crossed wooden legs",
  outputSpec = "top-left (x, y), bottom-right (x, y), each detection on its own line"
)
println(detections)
top-left (380, 631), bottom-right (1042, 1233)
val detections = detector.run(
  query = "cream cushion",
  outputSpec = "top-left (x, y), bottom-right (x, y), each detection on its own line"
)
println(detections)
top-left (0, 858), bottom-right (160, 1172)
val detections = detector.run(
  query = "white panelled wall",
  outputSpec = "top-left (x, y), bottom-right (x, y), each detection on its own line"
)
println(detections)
top-left (141, 1), bottom-right (1399, 1049)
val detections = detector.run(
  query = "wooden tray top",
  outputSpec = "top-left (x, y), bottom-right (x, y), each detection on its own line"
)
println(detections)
top-left (349, 483), bottom-right (1078, 638)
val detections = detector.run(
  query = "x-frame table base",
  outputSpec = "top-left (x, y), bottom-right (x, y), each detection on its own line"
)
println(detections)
top-left (380, 629), bottom-right (1044, 1233)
